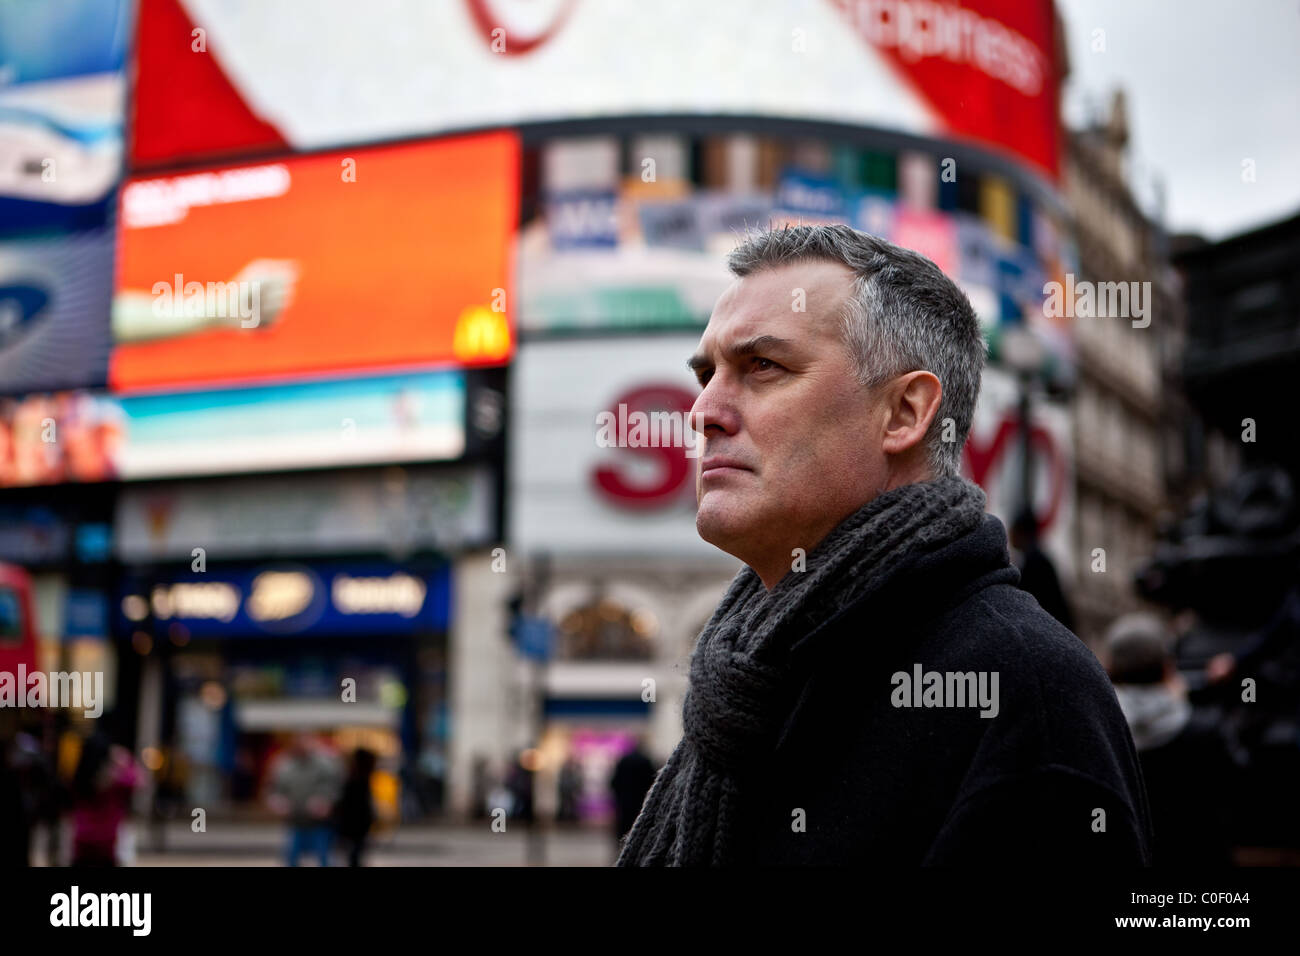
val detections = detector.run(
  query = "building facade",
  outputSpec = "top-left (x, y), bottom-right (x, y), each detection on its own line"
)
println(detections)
top-left (1061, 92), bottom-right (1225, 648)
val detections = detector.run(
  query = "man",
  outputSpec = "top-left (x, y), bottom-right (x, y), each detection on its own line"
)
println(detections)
top-left (616, 224), bottom-right (1152, 866)
top-left (609, 736), bottom-right (657, 851)
top-left (1106, 613), bottom-right (1239, 866)
top-left (267, 733), bottom-right (344, 867)
top-left (1010, 507), bottom-right (1076, 632)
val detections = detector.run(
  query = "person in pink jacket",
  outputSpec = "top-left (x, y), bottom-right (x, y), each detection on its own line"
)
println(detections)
top-left (70, 733), bottom-right (141, 867)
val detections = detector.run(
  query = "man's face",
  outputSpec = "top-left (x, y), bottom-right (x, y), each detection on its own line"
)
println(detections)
top-left (688, 260), bottom-right (889, 581)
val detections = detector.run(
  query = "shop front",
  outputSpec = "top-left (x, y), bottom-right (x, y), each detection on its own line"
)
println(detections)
top-left (116, 559), bottom-right (452, 819)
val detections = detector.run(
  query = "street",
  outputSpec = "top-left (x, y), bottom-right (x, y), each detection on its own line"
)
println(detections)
top-left (30, 820), bottom-right (618, 868)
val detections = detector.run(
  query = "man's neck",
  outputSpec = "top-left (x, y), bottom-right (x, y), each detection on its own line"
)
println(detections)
top-left (748, 466), bottom-right (940, 590)
top-left (751, 511), bottom-right (859, 591)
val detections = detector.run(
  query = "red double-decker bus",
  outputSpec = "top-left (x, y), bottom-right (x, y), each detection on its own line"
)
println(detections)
top-left (0, 562), bottom-right (40, 680)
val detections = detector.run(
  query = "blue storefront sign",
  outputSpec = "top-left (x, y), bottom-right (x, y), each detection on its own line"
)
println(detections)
top-left (516, 615), bottom-right (555, 662)
top-left (118, 562), bottom-right (452, 637)
top-left (65, 589), bottom-right (108, 639)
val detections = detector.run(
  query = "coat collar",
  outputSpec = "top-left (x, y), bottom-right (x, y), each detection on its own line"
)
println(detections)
top-left (785, 512), bottom-right (1021, 670)
top-left (766, 513), bottom-right (1019, 760)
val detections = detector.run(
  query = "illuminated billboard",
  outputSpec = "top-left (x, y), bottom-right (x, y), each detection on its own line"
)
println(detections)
top-left (0, 228), bottom-right (115, 394)
top-left (115, 370), bottom-right (466, 480)
top-left (111, 132), bottom-right (518, 392)
top-left (0, 0), bottom-right (129, 233)
top-left (132, 0), bottom-right (1059, 182)
top-left (0, 370), bottom-right (466, 487)
top-left (0, 391), bottom-right (122, 487)
top-left (518, 138), bottom-right (1076, 379)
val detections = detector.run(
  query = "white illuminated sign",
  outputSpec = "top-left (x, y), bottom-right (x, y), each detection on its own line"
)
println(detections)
top-left (247, 571), bottom-right (316, 622)
top-left (331, 573), bottom-right (426, 618)
top-left (150, 582), bottom-right (241, 622)
top-left (146, 569), bottom-right (430, 629)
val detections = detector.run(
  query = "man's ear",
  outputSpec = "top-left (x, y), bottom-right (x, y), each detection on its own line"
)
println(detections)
top-left (880, 371), bottom-right (943, 457)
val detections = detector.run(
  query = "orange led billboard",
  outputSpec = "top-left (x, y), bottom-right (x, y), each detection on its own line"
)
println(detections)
top-left (111, 130), bottom-right (518, 392)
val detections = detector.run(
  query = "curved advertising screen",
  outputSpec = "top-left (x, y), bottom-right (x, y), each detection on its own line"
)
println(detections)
top-left (132, 0), bottom-right (1059, 182)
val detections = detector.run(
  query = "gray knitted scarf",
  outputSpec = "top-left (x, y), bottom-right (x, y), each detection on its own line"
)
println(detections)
top-left (615, 475), bottom-right (988, 866)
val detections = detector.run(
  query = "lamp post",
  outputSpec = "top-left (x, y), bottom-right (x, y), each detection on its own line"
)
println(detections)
top-left (1000, 326), bottom-right (1046, 524)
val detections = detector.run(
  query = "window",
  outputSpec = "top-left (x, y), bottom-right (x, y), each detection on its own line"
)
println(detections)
top-left (556, 599), bottom-right (657, 661)
top-left (0, 588), bottom-right (21, 643)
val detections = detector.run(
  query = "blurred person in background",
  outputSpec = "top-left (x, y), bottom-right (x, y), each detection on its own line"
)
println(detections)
top-left (0, 721), bottom-right (59, 866)
top-left (69, 731), bottom-right (141, 867)
top-left (486, 759), bottom-right (513, 818)
top-left (1010, 507), bottom-right (1076, 633)
top-left (420, 746), bottom-right (447, 816)
top-left (1106, 613), bottom-right (1240, 866)
top-left (231, 745), bottom-right (258, 802)
top-left (504, 749), bottom-right (534, 825)
top-left (610, 736), bottom-right (656, 856)
top-left (11, 725), bottom-right (64, 865)
top-left (470, 753), bottom-right (491, 820)
top-left (266, 733), bottom-right (344, 867)
top-left (0, 728), bottom-right (29, 865)
top-left (556, 752), bottom-right (583, 824)
top-left (332, 747), bottom-right (376, 867)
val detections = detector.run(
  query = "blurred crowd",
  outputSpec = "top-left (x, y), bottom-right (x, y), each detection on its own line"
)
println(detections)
top-left (0, 726), bottom-right (381, 867)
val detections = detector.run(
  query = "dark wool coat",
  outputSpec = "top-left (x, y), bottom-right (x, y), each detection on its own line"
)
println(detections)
top-left (730, 513), bottom-right (1154, 866)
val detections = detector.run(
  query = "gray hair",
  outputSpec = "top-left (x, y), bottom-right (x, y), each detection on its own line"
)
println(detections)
top-left (727, 224), bottom-right (985, 479)
top-left (1104, 612), bottom-right (1171, 685)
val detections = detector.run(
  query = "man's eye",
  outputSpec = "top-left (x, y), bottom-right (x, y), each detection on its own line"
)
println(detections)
top-left (753, 357), bottom-right (778, 372)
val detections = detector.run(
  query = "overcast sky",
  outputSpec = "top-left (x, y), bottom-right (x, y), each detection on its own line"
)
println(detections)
top-left (1057, 0), bottom-right (1300, 240)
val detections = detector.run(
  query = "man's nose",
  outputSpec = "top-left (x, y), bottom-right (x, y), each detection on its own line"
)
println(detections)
top-left (689, 378), bottom-right (738, 437)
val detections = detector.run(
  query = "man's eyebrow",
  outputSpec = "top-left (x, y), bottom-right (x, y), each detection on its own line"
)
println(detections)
top-left (687, 335), bottom-right (797, 373)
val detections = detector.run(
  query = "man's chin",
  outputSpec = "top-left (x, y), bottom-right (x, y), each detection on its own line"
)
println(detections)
top-left (695, 493), bottom-right (752, 552)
